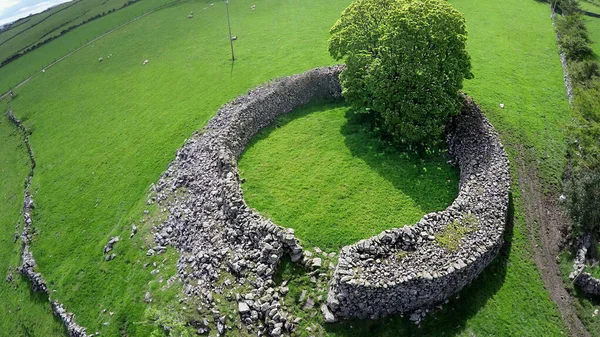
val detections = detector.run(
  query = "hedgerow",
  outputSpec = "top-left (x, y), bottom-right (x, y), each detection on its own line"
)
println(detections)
top-left (557, 0), bottom-right (600, 236)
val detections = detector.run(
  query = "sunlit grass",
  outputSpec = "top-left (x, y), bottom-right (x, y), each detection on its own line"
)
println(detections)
top-left (239, 102), bottom-right (458, 251)
top-left (0, 0), bottom-right (574, 335)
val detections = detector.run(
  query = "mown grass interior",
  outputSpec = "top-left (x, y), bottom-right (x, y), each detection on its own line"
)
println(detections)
top-left (239, 102), bottom-right (459, 251)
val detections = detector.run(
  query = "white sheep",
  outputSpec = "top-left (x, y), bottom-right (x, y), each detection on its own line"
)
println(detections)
top-left (143, 59), bottom-right (149, 65)
top-left (98, 57), bottom-right (103, 62)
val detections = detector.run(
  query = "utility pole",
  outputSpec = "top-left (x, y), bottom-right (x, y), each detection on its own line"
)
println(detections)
top-left (226, 0), bottom-right (235, 62)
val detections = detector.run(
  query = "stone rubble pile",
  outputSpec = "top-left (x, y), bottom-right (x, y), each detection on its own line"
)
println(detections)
top-left (570, 233), bottom-right (600, 295)
top-left (152, 66), bottom-right (513, 332)
top-left (150, 66), bottom-right (343, 335)
top-left (325, 97), bottom-right (511, 321)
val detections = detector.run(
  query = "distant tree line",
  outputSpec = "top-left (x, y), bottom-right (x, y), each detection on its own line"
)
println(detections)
top-left (0, 0), bottom-right (139, 69)
top-left (554, 0), bottom-right (600, 237)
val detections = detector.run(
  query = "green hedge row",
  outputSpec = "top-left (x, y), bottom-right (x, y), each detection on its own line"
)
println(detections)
top-left (556, 0), bottom-right (600, 235)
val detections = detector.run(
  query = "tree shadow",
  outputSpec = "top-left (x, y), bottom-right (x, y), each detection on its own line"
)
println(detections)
top-left (338, 106), bottom-right (459, 216)
top-left (324, 193), bottom-right (515, 336)
top-left (242, 100), bottom-right (459, 222)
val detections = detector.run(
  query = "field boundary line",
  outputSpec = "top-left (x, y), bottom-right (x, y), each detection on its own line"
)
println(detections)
top-left (0, 0), bottom-right (183, 101)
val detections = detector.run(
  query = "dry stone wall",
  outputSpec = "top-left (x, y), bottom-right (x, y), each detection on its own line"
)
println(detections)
top-left (154, 64), bottom-right (510, 331)
top-left (325, 97), bottom-right (511, 321)
top-left (570, 234), bottom-right (600, 295)
top-left (6, 63), bottom-right (511, 336)
top-left (151, 66), bottom-right (344, 335)
top-left (7, 109), bottom-right (91, 337)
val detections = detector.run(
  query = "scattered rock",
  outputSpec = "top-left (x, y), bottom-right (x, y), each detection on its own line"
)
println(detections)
top-left (103, 236), bottom-right (119, 254)
top-left (105, 253), bottom-right (116, 262)
top-left (321, 304), bottom-right (336, 323)
top-left (238, 302), bottom-right (250, 314)
top-left (302, 297), bottom-right (314, 311)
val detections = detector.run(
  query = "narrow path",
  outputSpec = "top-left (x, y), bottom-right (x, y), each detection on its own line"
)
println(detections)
top-left (515, 147), bottom-right (590, 337)
top-left (0, 0), bottom-right (182, 101)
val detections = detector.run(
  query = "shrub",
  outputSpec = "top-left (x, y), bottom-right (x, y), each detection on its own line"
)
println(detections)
top-left (560, 34), bottom-right (594, 61)
top-left (555, 0), bottom-right (581, 14)
top-left (569, 60), bottom-right (600, 87)
top-left (567, 165), bottom-right (600, 236)
top-left (328, 0), bottom-right (472, 152)
top-left (556, 13), bottom-right (594, 61)
top-left (556, 13), bottom-right (589, 40)
top-left (571, 83), bottom-right (600, 164)
top-left (567, 83), bottom-right (600, 235)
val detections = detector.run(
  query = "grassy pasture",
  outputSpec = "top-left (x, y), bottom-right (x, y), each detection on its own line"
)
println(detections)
top-left (238, 102), bottom-right (459, 251)
top-left (581, 6), bottom-right (600, 57)
top-left (0, 116), bottom-right (66, 336)
top-left (0, 0), bottom-right (131, 64)
top-left (0, 0), bottom-right (174, 93)
top-left (0, 0), bottom-right (575, 335)
top-left (3, 0), bottom-right (352, 334)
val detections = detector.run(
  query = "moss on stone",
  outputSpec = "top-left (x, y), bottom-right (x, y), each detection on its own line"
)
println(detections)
top-left (435, 213), bottom-right (479, 252)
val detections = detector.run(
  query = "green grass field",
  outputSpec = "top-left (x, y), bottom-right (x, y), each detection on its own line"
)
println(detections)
top-left (239, 102), bottom-right (459, 251)
top-left (0, 0), bottom-right (174, 93)
top-left (0, 0), bottom-right (132, 65)
top-left (580, 4), bottom-right (600, 58)
top-left (0, 115), bottom-right (66, 336)
top-left (2, 0), bottom-right (353, 334)
top-left (0, 0), bottom-right (577, 335)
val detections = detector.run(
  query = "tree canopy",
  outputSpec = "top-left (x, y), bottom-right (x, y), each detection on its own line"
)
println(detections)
top-left (329, 0), bottom-right (472, 151)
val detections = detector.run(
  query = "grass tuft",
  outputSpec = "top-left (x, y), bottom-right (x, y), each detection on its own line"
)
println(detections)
top-left (435, 213), bottom-right (479, 252)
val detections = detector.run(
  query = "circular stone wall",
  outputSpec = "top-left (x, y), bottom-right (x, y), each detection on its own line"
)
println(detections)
top-left (152, 65), bottom-right (510, 330)
top-left (325, 95), bottom-right (510, 321)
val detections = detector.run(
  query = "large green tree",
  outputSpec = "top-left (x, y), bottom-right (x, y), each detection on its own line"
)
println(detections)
top-left (329, 0), bottom-right (472, 150)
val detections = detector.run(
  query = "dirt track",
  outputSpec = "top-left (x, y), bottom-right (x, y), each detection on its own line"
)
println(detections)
top-left (515, 146), bottom-right (590, 337)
